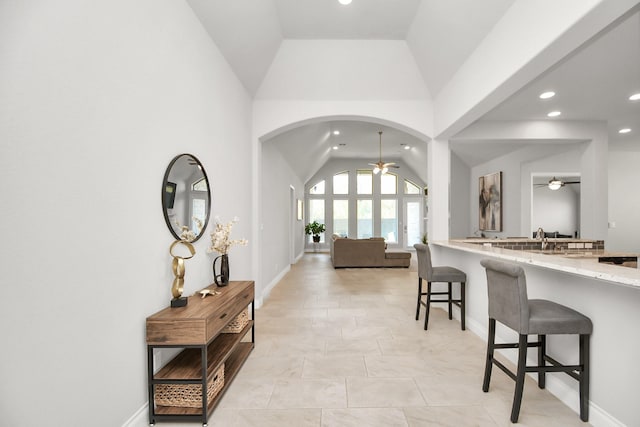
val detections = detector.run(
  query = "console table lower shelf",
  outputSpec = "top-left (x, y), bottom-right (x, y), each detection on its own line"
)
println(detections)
top-left (146, 280), bottom-right (255, 426)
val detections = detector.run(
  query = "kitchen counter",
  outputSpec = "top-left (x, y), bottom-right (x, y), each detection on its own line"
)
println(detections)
top-left (436, 240), bottom-right (640, 289)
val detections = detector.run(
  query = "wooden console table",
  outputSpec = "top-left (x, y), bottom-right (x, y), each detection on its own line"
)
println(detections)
top-left (146, 281), bottom-right (254, 426)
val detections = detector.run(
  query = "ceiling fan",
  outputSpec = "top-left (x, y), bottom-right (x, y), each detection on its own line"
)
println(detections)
top-left (368, 131), bottom-right (399, 174)
top-left (533, 177), bottom-right (580, 190)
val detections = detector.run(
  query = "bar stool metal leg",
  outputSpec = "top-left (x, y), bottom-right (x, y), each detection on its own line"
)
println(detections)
top-left (415, 277), bottom-right (423, 320)
top-left (424, 282), bottom-right (432, 330)
top-left (483, 318), bottom-right (496, 392)
top-left (538, 334), bottom-right (546, 388)
top-left (580, 334), bottom-right (590, 422)
top-left (511, 334), bottom-right (529, 423)
top-left (460, 282), bottom-right (466, 330)
top-left (447, 282), bottom-right (453, 319)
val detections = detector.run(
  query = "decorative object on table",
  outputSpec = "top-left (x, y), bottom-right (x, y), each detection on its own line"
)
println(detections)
top-left (161, 153), bottom-right (211, 243)
top-left (478, 171), bottom-right (502, 232)
top-left (305, 220), bottom-right (326, 243)
top-left (198, 289), bottom-right (221, 298)
top-left (208, 216), bottom-right (248, 286)
top-left (169, 240), bottom-right (196, 307)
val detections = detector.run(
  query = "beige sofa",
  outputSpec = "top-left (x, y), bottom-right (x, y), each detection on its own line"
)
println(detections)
top-left (330, 236), bottom-right (411, 268)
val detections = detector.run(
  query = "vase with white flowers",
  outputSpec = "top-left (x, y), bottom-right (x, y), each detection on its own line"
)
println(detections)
top-left (208, 217), bottom-right (248, 286)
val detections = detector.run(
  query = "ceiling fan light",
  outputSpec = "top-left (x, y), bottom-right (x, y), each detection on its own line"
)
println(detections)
top-left (373, 166), bottom-right (380, 174)
top-left (382, 167), bottom-right (388, 174)
top-left (548, 179), bottom-right (562, 190)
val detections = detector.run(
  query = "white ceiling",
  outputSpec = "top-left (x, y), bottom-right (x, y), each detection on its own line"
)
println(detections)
top-left (186, 1), bottom-right (640, 181)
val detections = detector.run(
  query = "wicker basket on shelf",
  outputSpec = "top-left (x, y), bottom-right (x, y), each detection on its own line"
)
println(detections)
top-left (221, 308), bottom-right (249, 333)
top-left (155, 364), bottom-right (224, 408)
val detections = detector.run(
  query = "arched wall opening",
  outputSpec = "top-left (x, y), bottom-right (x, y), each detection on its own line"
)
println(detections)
top-left (252, 112), bottom-right (431, 306)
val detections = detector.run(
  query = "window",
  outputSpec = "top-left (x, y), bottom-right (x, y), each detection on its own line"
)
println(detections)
top-left (357, 170), bottom-right (372, 194)
top-left (310, 180), bottom-right (325, 195)
top-left (333, 200), bottom-right (349, 237)
top-left (357, 200), bottom-right (373, 239)
top-left (192, 178), bottom-right (208, 191)
top-left (381, 173), bottom-right (397, 194)
top-left (308, 199), bottom-right (325, 243)
top-left (333, 172), bottom-right (349, 194)
top-left (381, 199), bottom-right (398, 242)
top-left (404, 179), bottom-right (421, 194)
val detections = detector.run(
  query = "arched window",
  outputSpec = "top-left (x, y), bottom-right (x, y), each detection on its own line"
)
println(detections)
top-left (404, 179), bottom-right (421, 194)
top-left (310, 180), bottom-right (325, 194)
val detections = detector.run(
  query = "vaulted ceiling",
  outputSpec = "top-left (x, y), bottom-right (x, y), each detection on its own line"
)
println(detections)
top-left (185, 1), bottom-right (640, 182)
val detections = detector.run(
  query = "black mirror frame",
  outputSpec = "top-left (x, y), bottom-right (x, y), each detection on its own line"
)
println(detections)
top-left (161, 153), bottom-right (211, 243)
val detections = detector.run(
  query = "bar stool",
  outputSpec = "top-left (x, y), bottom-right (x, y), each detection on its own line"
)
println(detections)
top-left (480, 259), bottom-right (592, 423)
top-left (413, 243), bottom-right (467, 330)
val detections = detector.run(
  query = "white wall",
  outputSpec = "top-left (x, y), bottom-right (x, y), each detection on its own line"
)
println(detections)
top-left (532, 185), bottom-right (580, 237)
top-left (259, 141), bottom-right (304, 302)
top-left (608, 149), bottom-right (640, 253)
top-left (0, 1), bottom-right (252, 425)
top-left (255, 40), bottom-right (430, 101)
top-left (450, 152), bottom-right (471, 238)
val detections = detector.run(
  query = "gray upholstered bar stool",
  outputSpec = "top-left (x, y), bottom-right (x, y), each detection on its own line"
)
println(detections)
top-left (480, 259), bottom-right (592, 423)
top-left (414, 243), bottom-right (467, 330)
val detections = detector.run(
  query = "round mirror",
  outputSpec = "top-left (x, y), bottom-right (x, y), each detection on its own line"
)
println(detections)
top-left (162, 154), bottom-right (211, 242)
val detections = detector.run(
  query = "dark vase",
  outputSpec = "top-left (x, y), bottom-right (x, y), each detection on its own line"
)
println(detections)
top-left (312, 235), bottom-right (321, 243)
top-left (213, 254), bottom-right (230, 286)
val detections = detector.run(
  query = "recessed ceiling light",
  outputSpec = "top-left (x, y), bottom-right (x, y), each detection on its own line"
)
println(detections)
top-left (332, 145), bottom-right (339, 150)
top-left (333, 130), bottom-right (340, 135)
top-left (629, 93), bottom-right (640, 101)
top-left (539, 91), bottom-right (555, 99)
top-left (404, 145), bottom-right (411, 150)
top-left (338, 0), bottom-right (352, 4)
top-left (547, 111), bottom-right (561, 117)
top-left (619, 128), bottom-right (632, 134)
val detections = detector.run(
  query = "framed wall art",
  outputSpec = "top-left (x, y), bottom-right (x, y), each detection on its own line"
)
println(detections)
top-left (297, 199), bottom-right (304, 221)
top-left (479, 171), bottom-right (502, 231)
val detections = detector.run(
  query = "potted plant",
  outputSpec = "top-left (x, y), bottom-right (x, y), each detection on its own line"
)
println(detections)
top-left (305, 220), bottom-right (326, 243)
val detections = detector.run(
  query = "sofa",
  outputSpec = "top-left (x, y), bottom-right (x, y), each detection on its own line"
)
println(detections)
top-left (330, 236), bottom-right (411, 268)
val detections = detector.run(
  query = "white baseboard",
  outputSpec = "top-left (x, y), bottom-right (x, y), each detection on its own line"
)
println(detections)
top-left (255, 264), bottom-right (291, 308)
top-left (121, 403), bottom-right (147, 427)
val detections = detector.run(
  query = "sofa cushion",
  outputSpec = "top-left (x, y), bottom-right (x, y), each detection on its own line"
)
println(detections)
top-left (385, 250), bottom-right (411, 259)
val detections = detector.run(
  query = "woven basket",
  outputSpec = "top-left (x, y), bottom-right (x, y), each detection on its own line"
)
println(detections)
top-left (155, 364), bottom-right (224, 408)
top-left (221, 308), bottom-right (249, 333)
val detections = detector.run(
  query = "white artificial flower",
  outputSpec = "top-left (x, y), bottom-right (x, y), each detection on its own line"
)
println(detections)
top-left (208, 217), bottom-right (248, 255)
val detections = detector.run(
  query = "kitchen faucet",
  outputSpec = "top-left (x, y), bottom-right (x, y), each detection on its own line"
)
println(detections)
top-left (536, 227), bottom-right (546, 250)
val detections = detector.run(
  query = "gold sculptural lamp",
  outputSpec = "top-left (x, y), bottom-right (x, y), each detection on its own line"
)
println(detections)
top-left (169, 240), bottom-right (196, 307)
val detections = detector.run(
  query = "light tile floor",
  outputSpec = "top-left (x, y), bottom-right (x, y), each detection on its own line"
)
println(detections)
top-left (162, 253), bottom-right (590, 426)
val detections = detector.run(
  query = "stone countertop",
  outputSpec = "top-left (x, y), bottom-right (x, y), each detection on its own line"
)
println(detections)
top-left (432, 240), bottom-right (640, 289)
